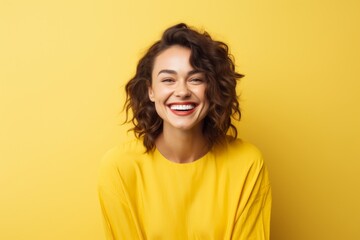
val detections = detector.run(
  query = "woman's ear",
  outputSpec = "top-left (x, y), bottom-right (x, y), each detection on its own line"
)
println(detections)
top-left (148, 86), bottom-right (155, 102)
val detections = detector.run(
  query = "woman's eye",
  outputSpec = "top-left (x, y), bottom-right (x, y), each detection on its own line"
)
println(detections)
top-left (162, 78), bottom-right (174, 83)
top-left (189, 78), bottom-right (204, 84)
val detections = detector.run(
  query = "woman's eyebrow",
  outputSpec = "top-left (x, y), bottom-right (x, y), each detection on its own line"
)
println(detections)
top-left (157, 69), bottom-right (202, 76)
top-left (187, 69), bottom-right (202, 77)
top-left (157, 69), bottom-right (177, 76)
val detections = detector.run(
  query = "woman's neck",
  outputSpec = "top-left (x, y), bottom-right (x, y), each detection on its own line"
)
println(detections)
top-left (155, 128), bottom-right (209, 164)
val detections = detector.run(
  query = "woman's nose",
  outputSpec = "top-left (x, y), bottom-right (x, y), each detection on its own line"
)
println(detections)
top-left (174, 82), bottom-right (191, 97)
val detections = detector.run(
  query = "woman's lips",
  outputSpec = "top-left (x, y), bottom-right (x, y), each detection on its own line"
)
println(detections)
top-left (168, 102), bottom-right (198, 116)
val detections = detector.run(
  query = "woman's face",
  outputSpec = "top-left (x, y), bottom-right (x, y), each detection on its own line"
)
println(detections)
top-left (148, 45), bottom-right (209, 133)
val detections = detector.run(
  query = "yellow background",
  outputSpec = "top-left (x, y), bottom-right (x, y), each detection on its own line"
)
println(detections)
top-left (1, 0), bottom-right (359, 239)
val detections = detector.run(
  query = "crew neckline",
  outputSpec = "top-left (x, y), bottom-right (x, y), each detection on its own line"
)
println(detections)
top-left (153, 147), bottom-right (210, 167)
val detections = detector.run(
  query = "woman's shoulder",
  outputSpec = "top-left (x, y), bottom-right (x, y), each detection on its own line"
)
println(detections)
top-left (224, 137), bottom-right (262, 156)
top-left (98, 138), bottom-right (148, 192)
top-left (214, 137), bottom-right (264, 168)
top-left (99, 138), bottom-right (147, 170)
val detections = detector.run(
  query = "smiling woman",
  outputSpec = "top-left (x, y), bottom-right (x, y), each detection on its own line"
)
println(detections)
top-left (98, 23), bottom-right (272, 239)
top-left (149, 46), bottom-right (209, 136)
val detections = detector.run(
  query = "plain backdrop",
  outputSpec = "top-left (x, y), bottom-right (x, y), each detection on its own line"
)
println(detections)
top-left (1, 0), bottom-right (359, 239)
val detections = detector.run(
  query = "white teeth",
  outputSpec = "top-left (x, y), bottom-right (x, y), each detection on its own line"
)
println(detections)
top-left (170, 104), bottom-right (195, 110)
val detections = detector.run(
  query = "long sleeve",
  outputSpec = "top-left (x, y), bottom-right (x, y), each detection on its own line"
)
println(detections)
top-left (98, 150), bottom-right (143, 240)
top-left (231, 163), bottom-right (272, 240)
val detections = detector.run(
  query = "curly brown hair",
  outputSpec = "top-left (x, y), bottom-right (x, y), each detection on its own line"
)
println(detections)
top-left (125, 23), bottom-right (244, 152)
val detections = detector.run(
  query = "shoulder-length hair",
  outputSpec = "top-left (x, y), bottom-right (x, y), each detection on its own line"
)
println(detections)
top-left (125, 23), bottom-right (244, 152)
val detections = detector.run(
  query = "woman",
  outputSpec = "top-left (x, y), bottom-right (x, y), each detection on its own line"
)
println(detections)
top-left (98, 23), bottom-right (271, 239)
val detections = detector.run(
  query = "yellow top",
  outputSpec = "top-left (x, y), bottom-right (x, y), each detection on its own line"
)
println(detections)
top-left (98, 138), bottom-right (271, 240)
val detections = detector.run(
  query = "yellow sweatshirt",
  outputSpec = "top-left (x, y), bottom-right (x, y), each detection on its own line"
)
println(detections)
top-left (98, 138), bottom-right (271, 239)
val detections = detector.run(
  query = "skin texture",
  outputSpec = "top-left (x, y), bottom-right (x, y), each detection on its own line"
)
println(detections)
top-left (148, 45), bottom-right (210, 163)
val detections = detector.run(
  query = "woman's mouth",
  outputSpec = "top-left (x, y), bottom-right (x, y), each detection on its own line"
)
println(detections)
top-left (170, 104), bottom-right (195, 111)
top-left (168, 103), bottom-right (197, 115)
